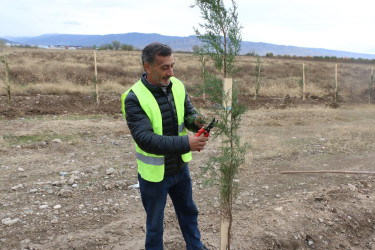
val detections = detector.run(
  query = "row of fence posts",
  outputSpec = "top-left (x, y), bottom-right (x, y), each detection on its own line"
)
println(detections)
top-left (4, 51), bottom-right (373, 105)
top-left (91, 52), bottom-right (375, 106)
top-left (300, 63), bottom-right (373, 103)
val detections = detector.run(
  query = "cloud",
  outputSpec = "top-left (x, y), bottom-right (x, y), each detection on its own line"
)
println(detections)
top-left (63, 21), bottom-right (81, 26)
top-left (0, 0), bottom-right (374, 54)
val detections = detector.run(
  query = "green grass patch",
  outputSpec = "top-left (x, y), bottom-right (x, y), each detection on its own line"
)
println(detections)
top-left (51, 114), bottom-right (108, 121)
top-left (333, 116), bottom-right (351, 122)
top-left (283, 137), bottom-right (309, 147)
top-left (2, 133), bottom-right (85, 146)
top-left (3, 134), bottom-right (47, 145)
top-left (15, 114), bottom-right (109, 122)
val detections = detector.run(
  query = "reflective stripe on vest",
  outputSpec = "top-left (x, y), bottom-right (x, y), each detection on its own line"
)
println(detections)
top-left (121, 77), bottom-right (192, 182)
top-left (178, 122), bottom-right (185, 133)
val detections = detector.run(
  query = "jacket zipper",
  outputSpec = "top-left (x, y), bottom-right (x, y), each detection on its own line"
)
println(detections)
top-left (165, 89), bottom-right (178, 135)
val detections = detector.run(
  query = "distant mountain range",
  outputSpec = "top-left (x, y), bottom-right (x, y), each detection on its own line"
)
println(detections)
top-left (2, 32), bottom-right (375, 59)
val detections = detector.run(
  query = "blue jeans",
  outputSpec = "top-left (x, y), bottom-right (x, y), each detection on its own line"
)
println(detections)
top-left (138, 164), bottom-right (203, 250)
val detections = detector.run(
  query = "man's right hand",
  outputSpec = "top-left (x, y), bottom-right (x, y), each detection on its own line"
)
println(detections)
top-left (188, 135), bottom-right (209, 151)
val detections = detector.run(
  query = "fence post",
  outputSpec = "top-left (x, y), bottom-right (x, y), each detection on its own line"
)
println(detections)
top-left (94, 50), bottom-right (99, 103)
top-left (221, 77), bottom-right (232, 250)
top-left (223, 78), bottom-right (232, 120)
top-left (335, 64), bottom-right (338, 102)
top-left (2, 55), bottom-right (11, 104)
top-left (302, 63), bottom-right (306, 101)
top-left (370, 66), bottom-right (374, 104)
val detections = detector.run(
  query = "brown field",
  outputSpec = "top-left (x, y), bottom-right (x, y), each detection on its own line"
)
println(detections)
top-left (1, 48), bottom-right (375, 249)
top-left (1, 47), bottom-right (374, 102)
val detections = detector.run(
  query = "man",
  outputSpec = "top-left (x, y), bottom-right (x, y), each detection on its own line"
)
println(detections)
top-left (121, 42), bottom-right (209, 250)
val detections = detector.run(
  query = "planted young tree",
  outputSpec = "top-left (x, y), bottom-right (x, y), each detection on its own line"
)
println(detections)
top-left (254, 56), bottom-right (262, 100)
top-left (193, 45), bottom-right (208, 100)
top-left (192, 1), bottom-right (248, 249)
top-left (0, 55), bottom-right (12, 104)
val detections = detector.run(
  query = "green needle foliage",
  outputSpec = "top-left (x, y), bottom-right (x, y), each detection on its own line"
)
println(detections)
top-left (200, 75), bottom-right (249, 185)
top-left (192, 0), bottom-right (242, 78)
top-left (193, 45), bottom-right (208, 99)
top-left (92, 75), bottom-right (98, 103)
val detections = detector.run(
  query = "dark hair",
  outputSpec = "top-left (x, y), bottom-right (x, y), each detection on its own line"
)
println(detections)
top-left (142, 42), bottom-right (172, 66)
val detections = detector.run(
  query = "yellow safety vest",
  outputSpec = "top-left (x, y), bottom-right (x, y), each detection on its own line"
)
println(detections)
top-left (121, 77), bottom-right (192, 182)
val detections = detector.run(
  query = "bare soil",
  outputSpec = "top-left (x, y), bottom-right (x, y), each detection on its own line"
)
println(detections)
top-left (1, 94), bottom-right (375, 250)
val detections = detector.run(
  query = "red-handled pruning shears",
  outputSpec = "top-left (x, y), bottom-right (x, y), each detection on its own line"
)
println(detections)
top-left (194, 118), bottom-right (217, 151)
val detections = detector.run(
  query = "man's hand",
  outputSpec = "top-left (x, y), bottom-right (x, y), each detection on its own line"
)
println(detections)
top-left (188, 135), bottom-right (209, 151)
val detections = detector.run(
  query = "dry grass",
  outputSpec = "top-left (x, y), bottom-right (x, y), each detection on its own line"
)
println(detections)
top-left (236, 56), bottom-right (374, 99)
top-left (0, 48), bottom-right (374, 100)
top-left (5, 81), bottom-right (92, 95)
top-left (240, 105), bottom-right (375, 162)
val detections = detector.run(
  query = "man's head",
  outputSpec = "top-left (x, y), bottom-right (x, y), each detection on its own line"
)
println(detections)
top-left (142, 42), bottom-right (174, 87)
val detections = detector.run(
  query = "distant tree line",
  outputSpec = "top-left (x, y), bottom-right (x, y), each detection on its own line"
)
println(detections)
top-left (94, 41), bottom-right (135, 51)
top-left (244, 50), bottom-right (375, 64)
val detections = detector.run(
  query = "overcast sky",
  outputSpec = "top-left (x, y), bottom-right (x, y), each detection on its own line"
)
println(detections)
top-left (1, 0), bottom-right (374, 54)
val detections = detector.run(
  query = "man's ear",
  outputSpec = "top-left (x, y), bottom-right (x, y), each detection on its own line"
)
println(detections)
top-left (144, 62), bottom-right (151, 73)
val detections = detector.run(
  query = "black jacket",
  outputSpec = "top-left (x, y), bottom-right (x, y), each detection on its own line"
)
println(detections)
top-left (125, 73), bottom-right (199, 176)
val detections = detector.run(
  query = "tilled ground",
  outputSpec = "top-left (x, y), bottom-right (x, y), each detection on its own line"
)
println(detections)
top-left (0, 93), bottom-right (335, 120)
top-left (1, 95), bottom-right (375, 250)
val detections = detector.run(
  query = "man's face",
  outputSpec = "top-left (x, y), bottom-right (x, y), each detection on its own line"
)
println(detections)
top-left (145, 54), bottom-right (174, 87)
